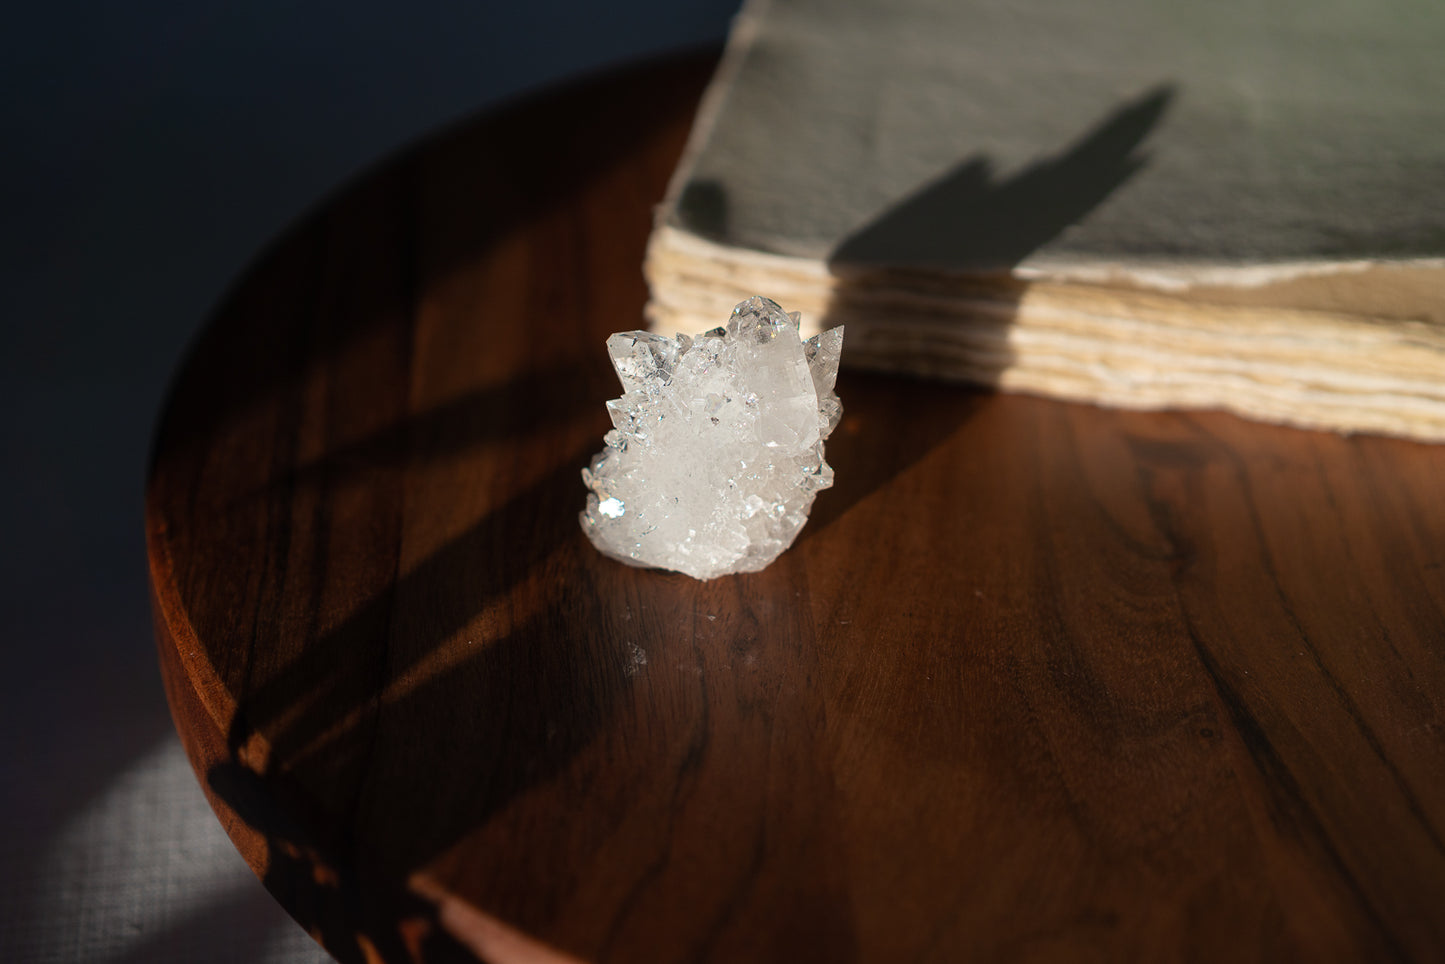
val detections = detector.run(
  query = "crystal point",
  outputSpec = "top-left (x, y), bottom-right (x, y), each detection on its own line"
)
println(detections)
top-left (581, 297), bottom-right (844, 580)
top-left (606, 330), bottom-right (682, 391)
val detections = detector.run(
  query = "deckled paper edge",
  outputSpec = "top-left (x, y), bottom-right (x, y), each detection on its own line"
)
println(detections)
top-left (651, 223), bottom-right (1445, 298)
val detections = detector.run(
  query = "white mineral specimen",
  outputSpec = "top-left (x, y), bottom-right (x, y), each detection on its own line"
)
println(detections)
top-left (580, 296), bottom-right (843, 580)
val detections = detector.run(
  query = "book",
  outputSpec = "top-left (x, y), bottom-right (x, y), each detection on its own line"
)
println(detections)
top-left (644, 0), bottom-right (1445, 440)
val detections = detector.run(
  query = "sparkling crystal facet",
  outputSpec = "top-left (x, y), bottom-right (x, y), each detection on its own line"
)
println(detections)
top-left (581, 296), bottom-right (844, 580)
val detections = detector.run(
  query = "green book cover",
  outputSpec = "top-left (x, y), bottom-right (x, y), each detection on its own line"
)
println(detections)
top-left (666, 0), bottom-right (1445, 277)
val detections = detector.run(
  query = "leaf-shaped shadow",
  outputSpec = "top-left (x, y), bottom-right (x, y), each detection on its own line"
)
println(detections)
top-left (808, 86), bottom-right (1177, 532)
top-left (831, 86), bottom-right (1175, 270)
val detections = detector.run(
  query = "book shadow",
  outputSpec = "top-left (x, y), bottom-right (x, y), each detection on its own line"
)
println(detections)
top-left (807, 86), bottom-right (1174, 527)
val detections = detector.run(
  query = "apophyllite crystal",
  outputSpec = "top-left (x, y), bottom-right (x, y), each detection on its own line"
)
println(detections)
top-left (580, 296), bottom-right (843, 580)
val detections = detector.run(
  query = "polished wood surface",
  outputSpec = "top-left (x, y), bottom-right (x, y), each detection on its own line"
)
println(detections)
top-left (147, 53), bottom-right (1445, 963)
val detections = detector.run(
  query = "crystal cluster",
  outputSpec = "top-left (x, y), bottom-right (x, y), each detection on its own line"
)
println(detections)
top-left (581, 296), bottom-right (843, 580)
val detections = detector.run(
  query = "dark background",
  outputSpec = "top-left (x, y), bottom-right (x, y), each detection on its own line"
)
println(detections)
top-left (0, 3), bottom-right (738, 961)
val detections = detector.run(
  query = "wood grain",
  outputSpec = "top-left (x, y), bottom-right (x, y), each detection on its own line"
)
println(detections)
top-left (147, 52), bottom-right (1445, 963)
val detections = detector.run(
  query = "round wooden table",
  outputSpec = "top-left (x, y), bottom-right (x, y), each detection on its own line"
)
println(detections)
top-left (148, 53), bottom-right (1445, 963)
